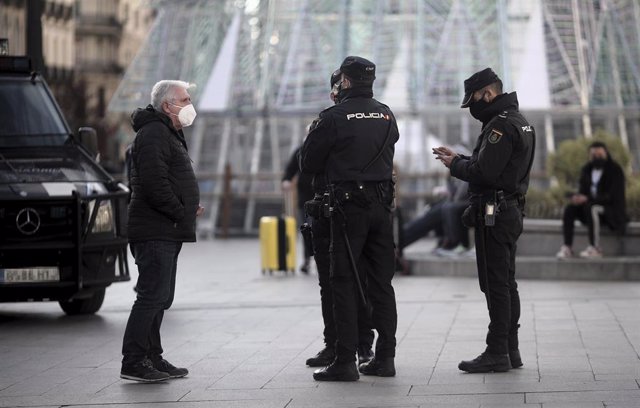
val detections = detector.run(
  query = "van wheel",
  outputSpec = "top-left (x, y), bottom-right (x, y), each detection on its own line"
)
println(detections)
top-left (59, 288), bottom-right (106, 315)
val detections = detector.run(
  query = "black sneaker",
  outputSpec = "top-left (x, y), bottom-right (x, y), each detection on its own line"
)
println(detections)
top-left (306, 346), bottom-right (335, 367)
top-left (358, 357), bottom-right (396, 377)
top-left (509, 349), bottom-right (523, 369)
top-left (151, 358), bottom-right (189, 378)
top-left (357, 346), bottom-right (374, 365)
top-left (458, 351), bottom-right (511, 373)
top-left (120, 358), bottom-right (170, 382)
top-left (313, 360), bottom-right (359, 381)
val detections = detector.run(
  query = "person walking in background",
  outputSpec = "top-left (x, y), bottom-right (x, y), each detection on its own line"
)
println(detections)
top-left (121, 80), bottom-right (203, 382)
top-left (556, 141), bottom-right (627, 259)
top-left (282, 146), bottom-right (314, 273)
top-left (434, 67), bottom-right (535, 373)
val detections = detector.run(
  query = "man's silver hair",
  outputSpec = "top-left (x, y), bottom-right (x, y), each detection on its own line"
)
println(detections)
top-left (150, 80), bottom-right (194, 111)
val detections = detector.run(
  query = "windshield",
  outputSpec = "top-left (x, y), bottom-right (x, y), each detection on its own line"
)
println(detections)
top-left (0, 78), bottom-right (68, 146)
top-left (0, 147), bottom-right (107, 183)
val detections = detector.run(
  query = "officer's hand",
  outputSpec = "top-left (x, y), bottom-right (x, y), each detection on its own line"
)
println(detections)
top-left (433, 146), bottom-right (455, 157)
top-left (571, 194), bottom-right (588, 205)
top-left (196, 205), bottom-right (205, 217)
top-left (432, 146), bottom-right (456, 168)
top-left (282, 180), bottom-right (292, 191)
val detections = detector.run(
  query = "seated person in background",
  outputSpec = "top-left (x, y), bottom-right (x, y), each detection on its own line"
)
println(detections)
top-left (556, 141), bottom-right (627, 259)
top-left (401, 175), bottom-right (470, 256)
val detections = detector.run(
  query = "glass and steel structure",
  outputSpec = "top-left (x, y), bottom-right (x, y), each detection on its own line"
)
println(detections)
top-left (109, 0), bottom-right (640, 235)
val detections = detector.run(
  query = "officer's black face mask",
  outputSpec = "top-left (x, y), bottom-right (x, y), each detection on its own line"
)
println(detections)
top-left (468, 91), bottom-right (491, 121)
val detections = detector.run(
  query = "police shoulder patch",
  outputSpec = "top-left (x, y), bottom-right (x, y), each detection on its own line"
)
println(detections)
top-left (488, 128), bottom-right (504, 144)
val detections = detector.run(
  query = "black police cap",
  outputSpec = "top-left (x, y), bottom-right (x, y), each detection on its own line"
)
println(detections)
top-left (460, 67), bottom-right (500, 108)
top-left (330, 68), bottom-right (341, 88)
top-left (339, 56), bottom-right (376, 82)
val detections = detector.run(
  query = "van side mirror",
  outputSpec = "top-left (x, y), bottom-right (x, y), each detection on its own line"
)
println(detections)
top-left (78, 127), bottom-right (99, 159)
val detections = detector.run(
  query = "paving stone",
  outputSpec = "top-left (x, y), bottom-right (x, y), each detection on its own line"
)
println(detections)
top-left (410, 380), bottom-right (638, 396)
top-left (539, 403), bottom-right (604, 408)
top-left (1, 239), bottom-right (640, 407)
top-left (72, 403), bottom-right (290, 408)
top-left (526, 389), bottom-right (640, 403)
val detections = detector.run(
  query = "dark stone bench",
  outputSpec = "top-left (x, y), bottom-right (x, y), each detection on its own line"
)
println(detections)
top-left (518, 219), bottom-right (640, 257)
top-left (405, 219), bottom-right (640, 280)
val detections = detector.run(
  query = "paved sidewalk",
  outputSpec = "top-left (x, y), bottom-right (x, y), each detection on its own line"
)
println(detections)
top-left (1, 238), bottom-right (639, 408)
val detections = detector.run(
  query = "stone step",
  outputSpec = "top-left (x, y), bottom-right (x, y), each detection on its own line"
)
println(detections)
top-left (406, 254), bottom-right (640, 281)
top-left (519, 219), bottom-right (640, 256)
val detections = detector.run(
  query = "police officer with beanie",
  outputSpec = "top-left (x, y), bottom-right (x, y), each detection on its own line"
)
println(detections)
top-left (433, 68), bottom-right (535, 373)
top-left (304, 68), bottom-right (375, 369)
top-left (301, 56), bottom-right (399, 381)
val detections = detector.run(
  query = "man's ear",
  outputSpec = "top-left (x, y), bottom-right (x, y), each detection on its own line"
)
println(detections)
top-left (161, 101), bottom-right (170, 114)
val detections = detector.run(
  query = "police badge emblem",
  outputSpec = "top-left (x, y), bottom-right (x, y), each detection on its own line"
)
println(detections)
top-left (488, 129), bottom-right (503, 144)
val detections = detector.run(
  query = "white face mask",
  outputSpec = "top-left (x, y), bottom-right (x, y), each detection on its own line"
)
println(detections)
top-left (169, 102), bottom-right (197, 127)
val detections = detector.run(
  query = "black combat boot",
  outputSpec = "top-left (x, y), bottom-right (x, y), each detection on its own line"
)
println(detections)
top-left (357, 346), bottom-right (374, 365)
top-left (305, 346), bottom-right (335, 367)
top-left (509, 349), bottom-right (523, 369)
top-left (458, 351), bottom-right (511, 373)
top-left (358, 357), bottom-right (396, 377)
top-left (313, 360), bottom-right (359, 381)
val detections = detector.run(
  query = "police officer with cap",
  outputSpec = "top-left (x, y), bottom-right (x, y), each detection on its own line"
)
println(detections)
top-left (301, 56), bottom-right (399, 381)
top-left (303, 68), bottom-right (375, 369)
top-left (433, 67), bottom-right (535, 373)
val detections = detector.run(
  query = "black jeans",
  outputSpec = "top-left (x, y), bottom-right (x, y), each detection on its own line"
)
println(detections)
top-left (475, 206), bottom-right (523, 355)
top-left (401, 201), bottom-right (444, 249)
top-left (330, 200), bottom-right (397, 363)
top-left (562, 203), bottom-right (608, 246)
top-left (122, 240), bottom-right (182, 367)
top-left (312, 217), bottom-right (374, 350)
top-left (441, 201), bottom-right (470, 248)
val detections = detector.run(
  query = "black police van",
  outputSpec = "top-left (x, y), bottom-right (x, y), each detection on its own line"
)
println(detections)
top-left (0, 54), bottom-right (130, 314)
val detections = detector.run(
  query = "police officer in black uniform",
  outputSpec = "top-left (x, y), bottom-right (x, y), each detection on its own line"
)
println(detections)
top-left (304, 68), bottom-right (375, 369)
top-left (433, 68), bottom-right (535, 373)
top-left (301, 56), bottom-right (399, 381)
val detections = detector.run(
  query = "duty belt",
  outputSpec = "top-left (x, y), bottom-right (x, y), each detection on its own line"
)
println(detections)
top-left (500, 198), bottom-right (520, 210)
top-left (333, 180), bottom-right (392, 205)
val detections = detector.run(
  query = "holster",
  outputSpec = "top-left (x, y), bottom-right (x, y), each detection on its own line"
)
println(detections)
top-left (462, 204), bottom-right (478, 228)
top-left (299, 222), bottom-right (314, 256)
top-left (304, 193), bottom-right (332, 219)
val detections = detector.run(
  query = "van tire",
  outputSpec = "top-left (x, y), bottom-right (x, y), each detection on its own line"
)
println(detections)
top-left (59, 288), bottom-right (106, 315)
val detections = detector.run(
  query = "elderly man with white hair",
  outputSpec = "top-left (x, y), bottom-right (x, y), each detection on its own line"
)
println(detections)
top-left (121, 80), bottom-right (203, 382)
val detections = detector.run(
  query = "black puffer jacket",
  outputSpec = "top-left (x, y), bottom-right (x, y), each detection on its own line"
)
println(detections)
top-left (127, 105), bottom-right (200, 242)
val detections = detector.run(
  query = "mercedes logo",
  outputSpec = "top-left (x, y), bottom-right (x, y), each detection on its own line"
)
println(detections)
top-left (16, 207), bottom-right (41, 235)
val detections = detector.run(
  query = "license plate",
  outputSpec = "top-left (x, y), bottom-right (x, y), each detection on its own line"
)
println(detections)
top-left (0, 267), bottom-right (60, 283)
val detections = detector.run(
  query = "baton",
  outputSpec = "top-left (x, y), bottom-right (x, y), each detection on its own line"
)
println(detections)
top-left (476, 218), bottom-right (491, 309)
top-left (342, 226), bottom-right (368, 307)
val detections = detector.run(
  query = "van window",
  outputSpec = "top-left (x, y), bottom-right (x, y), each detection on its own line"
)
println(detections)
top-left (0, 79), bottom-right (68, 146)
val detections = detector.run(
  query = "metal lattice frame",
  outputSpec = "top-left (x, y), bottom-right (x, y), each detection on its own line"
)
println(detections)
top-left (109, 0), bottom-right (640, 236)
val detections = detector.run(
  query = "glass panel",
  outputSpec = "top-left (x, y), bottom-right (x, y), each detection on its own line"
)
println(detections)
top-left (0, 79), bottom-right (68, 145)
